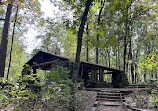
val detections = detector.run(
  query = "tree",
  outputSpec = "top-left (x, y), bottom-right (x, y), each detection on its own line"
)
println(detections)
top-left (6, 5), bottom-right (19, 79)
top-left (96, 0), bottom-right (105, 64)
top-left (0, 0), bottom-right (41, 78)
top-left (72, 0), bottom-right (92, 80)
top-left (67, 0), bottom-right (92, 110)
top-left (0, 1), bottom-right (13, 77)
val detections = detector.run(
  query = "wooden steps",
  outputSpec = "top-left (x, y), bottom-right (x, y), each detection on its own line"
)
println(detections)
top-left (91, 88), bottom-right (149, 111)
top-left (92, 90), bottom-right (126, 111)
top-left (96, 95), bottom-right (121, 99)
top-left (100, 101), bottom-right (122, 106)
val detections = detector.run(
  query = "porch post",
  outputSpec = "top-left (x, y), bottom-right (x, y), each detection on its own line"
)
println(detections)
top-left (94, 69), bottom-right (97, 81)
top-left (99, 68), bottom-right (104, 82)
top-left (81, 65), bottom-right (83, 81)
top-left (91, 69), bottom-right (94, 80)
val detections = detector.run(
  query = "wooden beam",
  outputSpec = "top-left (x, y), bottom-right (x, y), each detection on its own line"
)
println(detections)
top-left (31, 60), bottom-right (56, 69)
top-left (81, 61), bottom-right (123, 72)
top-left (104, 72), bottom-right (113, 74)
top-left (0, 18), bottom-right (5, 21)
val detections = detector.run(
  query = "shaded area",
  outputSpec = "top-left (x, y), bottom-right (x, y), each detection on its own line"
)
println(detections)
top-left (22, 51), bottom-right (129, 88)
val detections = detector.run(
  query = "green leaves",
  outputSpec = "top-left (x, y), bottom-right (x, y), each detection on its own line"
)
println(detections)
top-left (138, 53), bottom-right (158, 70)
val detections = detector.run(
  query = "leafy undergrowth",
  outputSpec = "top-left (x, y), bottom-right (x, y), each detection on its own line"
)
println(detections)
top-left (0, 89), bottom-right (96, 111)
top-left (124, 87), bottom-right (158, 110)
top-left (0, 66), bottom-right (97, 111)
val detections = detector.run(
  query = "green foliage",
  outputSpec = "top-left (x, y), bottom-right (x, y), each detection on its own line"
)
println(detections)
top-left (41, 66), bottom-right (73, 110)
top-left (45, 66), bottom-right (70, 83)
top-left (138, 53), bottom-right (158, 70)
top-left (40, 66), bottom-right (86, 110)
top-left (0, 77), bottom-right (37, 110)
top-left (152, 87), bottom-right (158, 108)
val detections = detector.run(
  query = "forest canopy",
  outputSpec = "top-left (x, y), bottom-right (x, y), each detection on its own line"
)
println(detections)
top-left (0, 0), bottom-right (157, 84)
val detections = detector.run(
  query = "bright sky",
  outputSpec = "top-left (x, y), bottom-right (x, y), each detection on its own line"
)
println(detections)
top-left (25, 0), bottom-right (73, 54)
top-left (25, 0), bottom-right (59, 54)
top-left (39, 0), bottom-right (60, 18)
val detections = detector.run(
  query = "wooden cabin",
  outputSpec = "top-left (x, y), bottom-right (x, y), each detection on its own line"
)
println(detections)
top-left (22, 51), bottom-right (129, 88)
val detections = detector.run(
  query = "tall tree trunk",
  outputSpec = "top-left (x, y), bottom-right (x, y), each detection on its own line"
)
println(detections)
top-left (86, 23), bottom-right (89, 62)
top-left (135, 49), bottom-right (139, 84)
top-left (156, 69), bottom-right (157, 80)
top-left (101, 48), bottom-right (104, 64)
top-left (96, 0), bottom-right (105, 64)
top-left (0, 3), bottom-right (13, 77)
top-left (124, 5), bottom-right (130, 72)
top-left (104, 49), bottom-right (108, 66)
top-left (115, 48), bottom-right (117, 69)
top-left (6, 5), bottom-right (18, 79)
top-left (107, 48), bottom-right (110, 67)
top-left (118, 44), bottom-right (120, 69)
top-left (72, 0), bottom-right (92, 80)
top-left (144, 68), bottom-right (147, 83)
top-left (129, 36), bottom-right (134, 83)
top-left (135, 36), bottom-right (140, 83)
top-left (68, 1), bottom-right (92, 111)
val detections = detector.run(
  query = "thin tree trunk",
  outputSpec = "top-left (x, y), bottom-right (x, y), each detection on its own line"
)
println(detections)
top-left (116, 48), bottom-right (117, 69)
top-left (102, 48), bottom-right (104, 64)
top-left (86, 23), bottom-right (89, 62)
top-left (156, 69), bottom-right (157, 79)
top-left (118, 45), bottom-right (120, 69)
top-left (104, 49), bottom-right (108, 66)
top-left (0, 3), bottom-right (13, 77)
top-left (135, 35), bottom-right (140, 83)
top-left (135, 49), bottom-right (138, 84)
top-left (107, 49), bottom-right (110, 67)
top-left (96, 0), bottom-right (105, 64)
top-left (124, 5), bottom-right (130, 72)
top-left (6, 5), bottom-right (18, 79)
top-left (96, 38), bottom-right (99, 64)
top-left (144, 68), bottom-right (147, 83)
top-left (129, 36), bottom-right (134, 83)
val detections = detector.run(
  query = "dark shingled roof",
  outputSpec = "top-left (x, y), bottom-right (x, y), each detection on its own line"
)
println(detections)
top-left (26, 51), bottom-right (124, 72)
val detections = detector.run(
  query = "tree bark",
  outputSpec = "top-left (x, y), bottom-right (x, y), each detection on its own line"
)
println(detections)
top-left (96, 0), bottom-right (105, 64)
top-left (72, 0), bottom-right (92, 81)
top-left (86, 23), bottom-right (89, 62)
top-left (129, 36), bottom-right (134, 83)
top-left (118, 44), bottom-right (120, 69)
top-left (6, 5), bottom-right (18, 79)
top-left (123, 6), bottom-right (128, 72)
top-left (115, 48), bottom-right (117, 69)
top-left (0, 3), bottom-right (13, 77)
top-left (107, 48), bottom-right (110, 67)
top-left (68, 1), bottom-right (92, 111)
top-left (135, 48), bottom-right (139, 83)
top-left (104, 49), bottom-right (108, 66)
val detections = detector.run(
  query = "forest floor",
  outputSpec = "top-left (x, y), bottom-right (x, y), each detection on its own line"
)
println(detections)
top-left (1, 88), bottom-right (157, 111)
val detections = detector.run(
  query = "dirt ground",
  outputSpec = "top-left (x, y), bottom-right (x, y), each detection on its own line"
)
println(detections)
top-left (77, 90), bottom-right (97, 111)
